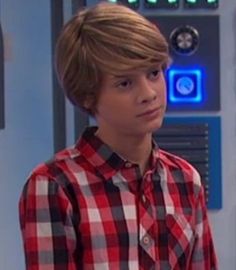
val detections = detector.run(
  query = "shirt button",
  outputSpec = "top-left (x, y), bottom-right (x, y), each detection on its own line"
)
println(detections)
top-left (125, 162), bottom-right (132, 168)
top-left (143, 236), bottom-right (150, 245)
top-left (142, 195), bottom-right (146, 203)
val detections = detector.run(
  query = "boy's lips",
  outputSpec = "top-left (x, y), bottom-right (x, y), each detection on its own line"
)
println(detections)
top-left (136, 107), bottom-right (160, 117)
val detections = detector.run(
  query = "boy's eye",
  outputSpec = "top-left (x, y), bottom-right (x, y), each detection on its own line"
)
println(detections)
top-left (148, 69), bottom-right (160, 80)
top-left (117, 79), bottom-right (132, 89)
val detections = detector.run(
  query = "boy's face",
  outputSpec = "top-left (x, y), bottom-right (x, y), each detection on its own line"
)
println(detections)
top-left (94, 65), bottom-right (167, 138)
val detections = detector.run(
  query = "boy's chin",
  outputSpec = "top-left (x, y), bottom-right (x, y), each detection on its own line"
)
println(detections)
top-left (140, 123), bottom-right (163, 135)
top-left (149, 120), bottom-right (164, 132)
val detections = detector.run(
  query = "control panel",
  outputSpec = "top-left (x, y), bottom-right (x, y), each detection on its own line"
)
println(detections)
top-left (149, 15), bottom-right (220, 112)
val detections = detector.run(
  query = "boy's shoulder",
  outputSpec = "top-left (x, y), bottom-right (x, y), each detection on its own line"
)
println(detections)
top-left (28, 145), bottom-right (82, 180)
top-left (158, 148), bottom-right (196, 169)
top-left (157, 148), bottom-right (202, 188)
top-left (20, 146), bottom-right (86, 204)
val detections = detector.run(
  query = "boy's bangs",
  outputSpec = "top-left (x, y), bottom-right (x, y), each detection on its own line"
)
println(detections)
top-left (99, 53), bottom-right (169, 76)
top-left (90, 43), bottom-right (169, 76)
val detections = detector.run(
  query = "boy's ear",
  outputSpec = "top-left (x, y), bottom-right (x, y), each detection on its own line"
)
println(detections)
top-left (83, 94), bottom-right (94, 110)
top-left (83, 99), bottom-right (91, 110)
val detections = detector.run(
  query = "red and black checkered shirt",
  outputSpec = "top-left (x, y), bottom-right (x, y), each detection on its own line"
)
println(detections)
top-left (19, 127), bottom-right (217, 270)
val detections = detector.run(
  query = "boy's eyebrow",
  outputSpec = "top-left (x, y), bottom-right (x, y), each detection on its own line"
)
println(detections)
top-left (110, 74), bottom-right (130, 79)
top-left (108, 73), bottom-right (134, 80)
top-left (109, 65), bottom-right (163, 79)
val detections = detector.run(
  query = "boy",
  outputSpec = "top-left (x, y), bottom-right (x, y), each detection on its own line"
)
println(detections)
top-left (19, 3), bottom-right (218, 269)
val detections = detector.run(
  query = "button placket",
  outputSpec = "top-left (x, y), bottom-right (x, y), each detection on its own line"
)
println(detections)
top-left (141, 174), bottom-right (152, 207)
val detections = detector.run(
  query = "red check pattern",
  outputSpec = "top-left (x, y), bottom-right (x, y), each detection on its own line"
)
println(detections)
top-left (19, 127), bottom-right (218, 269)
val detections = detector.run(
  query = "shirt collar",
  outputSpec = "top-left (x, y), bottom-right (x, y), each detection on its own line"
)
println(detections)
top-left (75, 127), bottom-right (178, 180)
top-left (75, 127), bottom-right (126, 180)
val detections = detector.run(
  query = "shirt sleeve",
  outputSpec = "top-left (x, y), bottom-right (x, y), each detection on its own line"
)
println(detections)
top-left (19, 174), bottom-right (79, 270)
top-left (190, 185), bottom-right (218, 270)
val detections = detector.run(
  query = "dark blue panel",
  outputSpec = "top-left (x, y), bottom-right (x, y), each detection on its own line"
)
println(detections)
top-left (157, 116), bottom-right (222, 209)
top-left (149, 15), bottom-right (220, 112)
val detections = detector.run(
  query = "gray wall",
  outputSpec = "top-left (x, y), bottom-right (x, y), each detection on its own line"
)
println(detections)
top-left (0, 1), bottom-right (53, 269)
top-left (0, 0), bottom-right (236, 269)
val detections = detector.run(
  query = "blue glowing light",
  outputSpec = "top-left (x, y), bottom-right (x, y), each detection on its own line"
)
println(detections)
top-left (167, 69), bottom-right (202, 103)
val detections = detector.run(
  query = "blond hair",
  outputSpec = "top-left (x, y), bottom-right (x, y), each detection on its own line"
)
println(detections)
top-left (55, 2), bottom-right (169, 114)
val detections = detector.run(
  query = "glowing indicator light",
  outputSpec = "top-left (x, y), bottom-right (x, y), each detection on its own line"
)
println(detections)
top-left (107, 0), bottom-right (117, 3)
top-left (128, 0), bottom-right (138, 3)
top-left (168, 69), bottom-right (202, 103)
top-left (168, 0), bottom-right (178, 3)
top-left (207, 0), bottom-right (217, 3)
top-left (147, 0), bottom-right (158, 3)
top-left (186, 0), bottom-right (197, 3)
top-left (147, 0), bottom-right (158, 4)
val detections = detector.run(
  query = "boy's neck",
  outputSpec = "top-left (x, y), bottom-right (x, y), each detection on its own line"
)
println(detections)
top-left (95, 128), bottom-right (152, 175)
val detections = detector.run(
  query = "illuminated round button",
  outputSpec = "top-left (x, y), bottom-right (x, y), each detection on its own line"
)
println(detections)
top-left (176, 76), bottom-right (194, 95)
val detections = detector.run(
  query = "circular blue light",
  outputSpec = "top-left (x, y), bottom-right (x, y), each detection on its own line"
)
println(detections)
top-left (176, 76), bottom-right (194, 95)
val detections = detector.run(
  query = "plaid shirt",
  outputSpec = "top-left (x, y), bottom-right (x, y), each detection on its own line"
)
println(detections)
top-left (19, 127), bottom-right (217, 270)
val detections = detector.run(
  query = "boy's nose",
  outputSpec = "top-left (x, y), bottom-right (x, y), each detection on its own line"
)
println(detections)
top-left (137, 79), bottom-right (157, 104)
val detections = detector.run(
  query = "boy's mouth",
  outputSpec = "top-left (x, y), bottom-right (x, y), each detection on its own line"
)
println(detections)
top-left (136, 107), bottom-right (160, 117)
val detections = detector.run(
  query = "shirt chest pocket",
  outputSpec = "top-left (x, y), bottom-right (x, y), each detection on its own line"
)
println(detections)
top-left (166, 212), bottom-right (195, 269)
